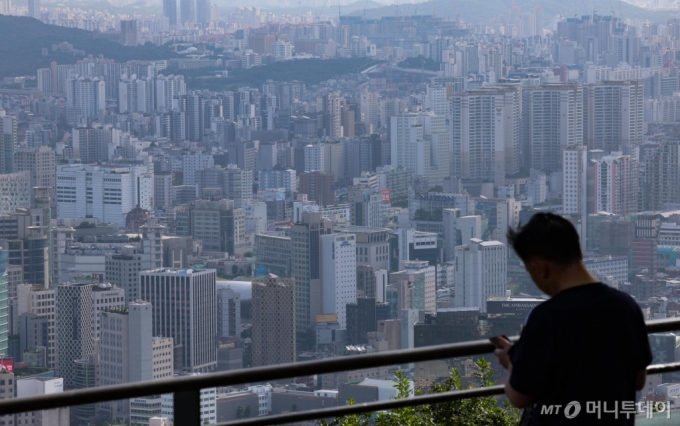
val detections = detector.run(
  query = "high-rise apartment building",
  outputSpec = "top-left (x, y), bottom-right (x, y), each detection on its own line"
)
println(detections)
top-left (56, 282), bottom-right (94, 389)
top-left (642, 140), bottom-right (680, 211)
top-left (37, 68), bottom-right (52, 92)
top-left (304, 144), bottom-right (325, 173)
top-left (320, 233), bottom-right (357, 328)
top-left (140, 268), bottom-right (217, 372)
top-left (593, 152), bottom-right (639, 216)
top-left (454, 239), bottom-right (507, 313)
top-left (522, 83), bottom-right (583, 173)
top-left (450, 86), bottom-right (520, 184)
top-left (65, 77), bottom-right (105, 119)
top-left (251, 275), bottom-right (296, 367)
top-left (563, 145), bottom-right (589, 217)
top-left (390, 111), bottom-right (452, 184)
top-left (583, 81), bottom-right (644, 152)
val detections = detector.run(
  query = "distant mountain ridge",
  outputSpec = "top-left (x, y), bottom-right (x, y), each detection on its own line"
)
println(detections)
top-left (349, 0), bottom-right (674, 24)
top-left (0, 15), bottom-right (177, 78)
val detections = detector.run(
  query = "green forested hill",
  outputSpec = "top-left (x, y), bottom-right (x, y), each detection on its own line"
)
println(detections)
top-left (0, 15), bottom-right (177, 78)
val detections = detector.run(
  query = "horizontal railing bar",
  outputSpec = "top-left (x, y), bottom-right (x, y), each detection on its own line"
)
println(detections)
top-left (218, 385), bottom-right (507, 426)
top-left (220, 361), bottom-right (680, 426)
top-left (0, 317), bottom-right (675, 416)
top-left (646, 317), bottom-right (680, 334)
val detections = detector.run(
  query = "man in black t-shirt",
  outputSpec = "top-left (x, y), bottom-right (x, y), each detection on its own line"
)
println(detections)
top-left (494, 213), bottom-right (652, 425)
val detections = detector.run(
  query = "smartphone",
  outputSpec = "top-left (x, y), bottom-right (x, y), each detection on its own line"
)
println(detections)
top-left (489, 335), bottom-right (510, 349)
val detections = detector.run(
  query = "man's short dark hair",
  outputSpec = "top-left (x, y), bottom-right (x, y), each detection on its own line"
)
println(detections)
top-left (507, 213), bottom-right (582, 266)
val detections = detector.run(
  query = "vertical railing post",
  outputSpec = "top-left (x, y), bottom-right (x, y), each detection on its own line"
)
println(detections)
top-left (174, 389), bottom-right (201, 426)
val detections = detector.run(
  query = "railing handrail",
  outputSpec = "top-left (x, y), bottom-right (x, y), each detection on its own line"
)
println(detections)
top-left (0, 317), bottom-right (676, 418)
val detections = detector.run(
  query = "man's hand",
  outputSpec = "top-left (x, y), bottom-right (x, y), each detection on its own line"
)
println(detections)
top-left (493, 336), bottom-right (513, 370)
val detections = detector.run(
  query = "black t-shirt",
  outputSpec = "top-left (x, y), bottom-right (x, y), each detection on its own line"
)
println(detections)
top-left (509, 283), bottom-right (653, 425)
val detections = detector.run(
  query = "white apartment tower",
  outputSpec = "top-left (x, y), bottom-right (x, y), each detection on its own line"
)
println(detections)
top-left (593, 152), bottom-right (639, 216)
top-left (454, 239), bottom-right (507, 313)
top-left (563, 145), bottom-right (588, 216)
top-left (304, 144), bottom-right (325, 173)
top-left (320, 233), bottom-right (357, 328)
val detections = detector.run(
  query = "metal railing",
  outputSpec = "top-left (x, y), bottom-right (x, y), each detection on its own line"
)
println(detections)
top-left (0, 317), bottom-right (679, 425)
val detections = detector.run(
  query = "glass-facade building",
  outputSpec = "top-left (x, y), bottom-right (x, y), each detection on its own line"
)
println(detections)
top-left (0, 248), bottom-right (7, 357)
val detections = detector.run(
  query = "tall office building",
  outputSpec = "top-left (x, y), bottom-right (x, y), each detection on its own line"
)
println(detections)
top-left (217, 285), bottom-right (240, 338)
top-left (190, 199), bottom-right (247, 255)
top-left (593, 152), bottom-right (639, 216)
top-left (522, 83), bottom-right (583, 173)
top-left (99, 302), bottom-right (153, 418)
top-left (290, 212), bottom-right (333, 338)
top-left (320, 233), bottom-right (357, 328)
top-left (251, 275), bottom-right (295, 367)
top-left (0, 110), bottom-right (16, 174)
top-left (450, 86), bottom-right (520, 185)
top-left (298, 171), bottom-right (335, 206)
top-left (140, 268), bottom-right (217, 372)
top-left (584, 81), bottom-right (644, 152)
top-left (71, 127), bottom-right (107, 164)
top-left (154, 174), bottom-right (173, 209)
top-left (105, 248), bottom-right (143, 305)
top-left (56, 282), bottom-right (94, 389)
top-left (401, 260), bottom-right (437, 314)
top-left (163, 0), bottom-right (178, 26)
top-left (304, 144), bottom-right (325, 173)
top-left (17, 284), bottom-right (56, 368)
top-left (91, 283), bottom-right (126, 340)
top-left (454, 239), bottom-right (507, 313)
top-left (56, 164), bottom-right (153, 224)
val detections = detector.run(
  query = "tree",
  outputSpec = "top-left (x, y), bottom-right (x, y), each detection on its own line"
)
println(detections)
top-left (323, 359), bottom-right (519, 426)
top-left (244, 405), bottom-right (252, 418)
top-left (236, 405), bottom-right (245, 419)
top-left (231, 264), bottom-right (239, 276)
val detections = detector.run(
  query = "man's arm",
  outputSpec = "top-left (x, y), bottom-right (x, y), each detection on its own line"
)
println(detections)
top-left (636, 370), bottom-right (647, 391)
top-left (504, 365), bottom-right (534, 408)
top-left (494, 339), bottom-right (534, 408)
